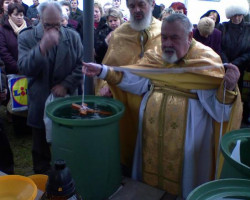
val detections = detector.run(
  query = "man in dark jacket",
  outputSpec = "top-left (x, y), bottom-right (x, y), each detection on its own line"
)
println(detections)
top-left (152, 3), bottom-right (161, 19)
top-left (69, 0), bottom-right (83, 21)
top-left (26, 0), bottom-right (39, 22)
top-left (18, 1), bottom-right (83, 174)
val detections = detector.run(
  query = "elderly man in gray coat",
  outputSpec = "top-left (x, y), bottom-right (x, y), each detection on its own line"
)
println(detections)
top-left (18, 1), bottom-right (83, 174)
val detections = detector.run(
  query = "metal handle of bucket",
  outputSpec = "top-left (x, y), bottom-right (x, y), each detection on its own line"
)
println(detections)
top-left (215, 82), bottom-right (227, 178)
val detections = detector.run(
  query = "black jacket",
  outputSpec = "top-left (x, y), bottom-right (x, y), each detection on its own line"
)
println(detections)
top-left (0, 58), bottom-right (6, 90)
top-left (77, 17), bottom-right (112, 63)
top-left (94, 17), bottom-right (112, 64)
top-left (219, 20), bottom-right (250, 88)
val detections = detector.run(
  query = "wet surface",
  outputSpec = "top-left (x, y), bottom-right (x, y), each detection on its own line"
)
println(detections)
top-left (53, 103), bottom-right (114, 120)
top-left (229, 138), bottom-right (250, 168)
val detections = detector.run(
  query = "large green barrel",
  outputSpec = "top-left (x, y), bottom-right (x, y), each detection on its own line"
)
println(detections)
top-left (187, 179), bottom-right (250, 200)
top-left (220, 128), bottom-right (250, 179)
top-left (46, 95), bottom-right (124, 200)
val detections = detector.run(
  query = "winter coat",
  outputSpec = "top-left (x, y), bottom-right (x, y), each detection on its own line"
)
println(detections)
top-left (0, 18), bottom-right (30, 74)
top-left (22, 2), bottom-right (29, 16)
top-left (0, 58), bottom-right (6, 90)
top-left (193, 28), bottom-right (222, 55)
top-left (94, 17), bottom-right (112, 64)
top-left (75, 17), bottom-right (112, 63)
top-left (219, 20), bottom-right (250, 89)
top-left (69, 8), bottom-right (83, 21)
top-left (18, 23), bottom-right (83, 128)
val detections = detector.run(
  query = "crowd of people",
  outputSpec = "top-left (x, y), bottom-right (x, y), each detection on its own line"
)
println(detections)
top-left (0, 0), bottom-right (249, 199)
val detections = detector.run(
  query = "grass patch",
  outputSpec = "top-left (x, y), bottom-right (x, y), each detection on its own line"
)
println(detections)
top-left (0, 106), bottom-right (33, 175)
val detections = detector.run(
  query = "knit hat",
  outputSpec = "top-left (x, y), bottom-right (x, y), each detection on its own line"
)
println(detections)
top-left (225, 0), bottom-right (249, 19)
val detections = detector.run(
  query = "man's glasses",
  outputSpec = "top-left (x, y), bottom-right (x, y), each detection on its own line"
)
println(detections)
top-left (43, 23), bottom-right (61, 30)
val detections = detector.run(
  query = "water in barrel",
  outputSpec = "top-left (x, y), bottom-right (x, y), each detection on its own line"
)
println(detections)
top-left (229, 138), bottom-right (250, 168)
top-left (53, 103), bottom-right (114, 120)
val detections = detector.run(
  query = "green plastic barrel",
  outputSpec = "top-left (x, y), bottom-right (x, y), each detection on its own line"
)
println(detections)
top-left (187, 179), bottom-right (250, 200)
top-left (46, 95), bottom-right (124, 200)
top-left (220, 128), bottom-right (250, 179)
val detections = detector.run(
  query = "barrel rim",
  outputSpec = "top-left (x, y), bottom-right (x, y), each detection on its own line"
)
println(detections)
top-left (187, 178), bottom-right (250, 200)
top-left (45, 95), bottom-right (125, 126)
top-left (220, 128), bottom-right (250, 174)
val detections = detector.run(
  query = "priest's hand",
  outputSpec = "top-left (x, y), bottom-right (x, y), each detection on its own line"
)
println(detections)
top-left (100, 86), bottom-right (112, 97)
top-left (223, 63), bottom-right (240, 91)
top-left (82, 62), bottom-right (103, 77)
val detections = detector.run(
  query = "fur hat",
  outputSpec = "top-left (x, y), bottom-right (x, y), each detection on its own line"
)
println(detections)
top-left (225, 0), bottom-right (249, 19)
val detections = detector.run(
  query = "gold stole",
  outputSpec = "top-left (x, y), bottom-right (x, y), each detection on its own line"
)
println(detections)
top-left (141, 82), bottom-right (242, 195)
top-left (142, 83), bottom-right (198, 195)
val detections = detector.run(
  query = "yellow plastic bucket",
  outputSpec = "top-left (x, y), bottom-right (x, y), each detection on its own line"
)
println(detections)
top-left (0, 175), bottom-right (37, 200)
top-left (28, 174), bottom-right (48, 192)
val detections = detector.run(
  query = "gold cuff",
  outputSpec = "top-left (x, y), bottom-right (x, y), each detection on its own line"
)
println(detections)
top-left (216, 81), bottom-right (238, 104)
top-left (105, 67), bottom-right (123, 85)
top-left (226, 89), bottom-right (238, 96)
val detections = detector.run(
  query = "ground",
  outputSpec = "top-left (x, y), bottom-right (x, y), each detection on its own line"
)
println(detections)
top-left (0, 105), bottom-right (33, 176)
top-left (1, 103), bottom-right (249, 176)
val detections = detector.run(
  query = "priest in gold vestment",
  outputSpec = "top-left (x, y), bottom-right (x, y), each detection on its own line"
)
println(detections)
top-left (84, 14), bottom-right (242, 198)
top-left (99, 0), bottom-right (162, 175)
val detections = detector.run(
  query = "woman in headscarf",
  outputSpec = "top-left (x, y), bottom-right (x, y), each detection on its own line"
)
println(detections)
top-left (200, 10), bottom-right (221, 29)
top-left (218, 0), bottom-right (250, 124)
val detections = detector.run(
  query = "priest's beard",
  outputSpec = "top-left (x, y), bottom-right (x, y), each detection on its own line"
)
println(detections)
top-left (130, 10), bottom-right (153, 31)
top-left (162, 48), bottom-right (178, 63)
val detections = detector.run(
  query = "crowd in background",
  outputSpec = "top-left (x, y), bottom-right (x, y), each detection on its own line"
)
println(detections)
top-left (0, 0), bottom-right (249, 89)
top-left (0, 0), bottom-right (249, 198)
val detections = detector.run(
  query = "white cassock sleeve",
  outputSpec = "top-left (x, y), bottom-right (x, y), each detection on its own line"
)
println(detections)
top-left (99, 65), bottom-right (150, 95)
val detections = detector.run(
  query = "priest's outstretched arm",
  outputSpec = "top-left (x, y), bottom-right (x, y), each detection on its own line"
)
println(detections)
top-left (82, 62), bottom-right (150, 95)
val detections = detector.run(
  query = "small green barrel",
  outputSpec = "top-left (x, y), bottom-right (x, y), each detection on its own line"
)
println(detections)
top-left (220, 128), bottom-right (250, 179)
top-left (46, 95), bottom-right (124, 200)
top-left (187, 179), bottom-right (250, 200)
